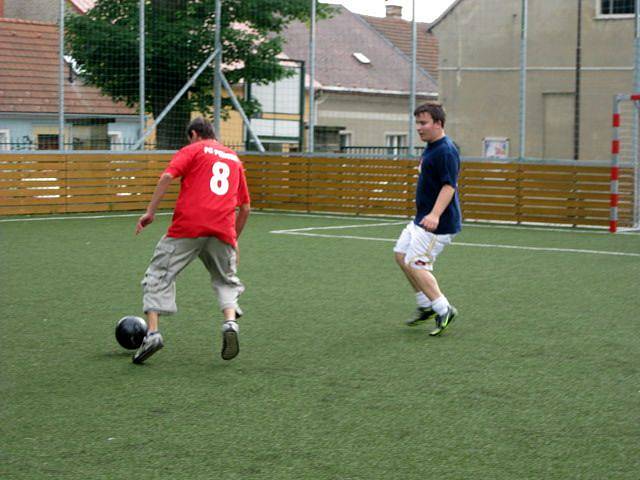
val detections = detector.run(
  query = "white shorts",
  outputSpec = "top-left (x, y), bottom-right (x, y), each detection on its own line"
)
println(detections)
top-left (393, 222), bottom-right (454, 271)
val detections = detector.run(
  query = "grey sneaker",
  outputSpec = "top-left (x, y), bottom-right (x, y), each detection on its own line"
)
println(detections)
top-left (221, 321), bottom-right (239, 361)
top-left (405, 307), bottom-right (437, 327)
top-left (235, 306), bottom-right (243, 319)
top-left (429, 306), bottom-right (458, 336)
top-left (132, 332), bottom-right (164, 364)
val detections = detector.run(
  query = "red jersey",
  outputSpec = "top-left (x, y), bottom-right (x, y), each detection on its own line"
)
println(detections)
top-left (163, 140), bottom-right (250, 246)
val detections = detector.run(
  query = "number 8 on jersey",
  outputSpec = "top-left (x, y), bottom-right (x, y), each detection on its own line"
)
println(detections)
top-left (210, 161), bottom-right (230, 195)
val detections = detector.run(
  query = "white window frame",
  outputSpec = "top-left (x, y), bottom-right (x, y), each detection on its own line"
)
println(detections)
top-left (596, 0), bottom-right (635, 18)
top-left (385, 132), bottom-right (408, 157)
top-left (339, 130), bottom-right (353, 149)
top-left (0, 129), bottom-right (10, 151)
top-left (109, 131), bottom-right (124, 151)
top-left (385, 132), bottom-right (407, 146)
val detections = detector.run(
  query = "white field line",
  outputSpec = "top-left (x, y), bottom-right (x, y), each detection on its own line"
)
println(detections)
top-left (272, 230), bottom-right (640, 258)
top-left (462, 222), bottom-right (640, 235)
top-left (0, 210), bottom-right (637, 236)
top-left (271, 221), bottom-right (406, 233)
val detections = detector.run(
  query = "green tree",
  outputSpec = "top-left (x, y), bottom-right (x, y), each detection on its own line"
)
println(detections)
top-left (66, 0), bottom-right (333, 149)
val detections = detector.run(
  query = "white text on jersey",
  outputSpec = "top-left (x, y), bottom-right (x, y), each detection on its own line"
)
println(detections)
top-left (204, 146), bottom-right (240, 163)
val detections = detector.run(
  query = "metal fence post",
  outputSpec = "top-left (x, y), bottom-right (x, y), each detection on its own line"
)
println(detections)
top-left (635, 0), bottom-right (640, 97)
top-left (58, 0), bottom-right (65, 151)
top-left (633, 0), bottom-right (640, 227)
top-left (408, 0), bottom-right (416, 156)
top-left (574, 0), bottom-right (582, 160)
top-left (518, 0), bottom-right (528, 161)
top-left (308, 0), bottom-right (316, 153)
top-left (214, 0), bottom-right (222, 137)
top-left (139, 0), bottom-right (145, 148)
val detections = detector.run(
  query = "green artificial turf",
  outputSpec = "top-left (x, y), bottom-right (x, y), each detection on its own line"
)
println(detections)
top-left (1, 212), bottom-right (639, 479)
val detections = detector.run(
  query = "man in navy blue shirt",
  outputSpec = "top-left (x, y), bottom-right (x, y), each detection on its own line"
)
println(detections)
top-left (393, 103), bottom-right (462, 336)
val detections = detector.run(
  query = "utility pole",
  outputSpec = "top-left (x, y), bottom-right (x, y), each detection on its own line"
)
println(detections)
top-left (573, 0), bottom-right (582, 160)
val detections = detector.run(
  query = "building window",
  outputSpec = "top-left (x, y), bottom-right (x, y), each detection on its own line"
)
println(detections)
top-left (109, 131), bottom-right (124, 151)
top-left (339, 130), bottom-right (352, 151)
top-left (0, 129), bottom-right (10, 151)
top-left (600, 0), bottom-right (634, 15)
top-left (314, 126), bottom-right (344, 152)
top-left (38, 134), bottom-right (60, 150)
top-left (385, 133), bottom-right (407, 156)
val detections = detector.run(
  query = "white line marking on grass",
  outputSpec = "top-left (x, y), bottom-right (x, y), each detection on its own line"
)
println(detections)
top-left (453, 241), bottom-right (640, 257)
top-left (1, 209), bottom-right (637, 236)
top-left (273, 231), bottom-right (640, 258)
top-left (271, 221), bottom-right (406, 234)
top-left (463, 222), bottom-right (640, 236)
top-left (253, 211), bottom-right (401, 222)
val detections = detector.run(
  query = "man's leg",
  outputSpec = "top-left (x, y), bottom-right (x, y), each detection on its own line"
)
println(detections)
top-left (133, 318), bottom-right (164, 364)
top-left (409, 267), bottom-right (442, 301)
top-left (395, 252), bottom-right (437, 326)
top-left (200, 238), bottom-right (244, 361)
top-left (146, 310), bottom-right (159, 332)
top-left (133, 237), bottom-right (200, 364)
top-left (403, 227), bottom-right (457, 336)
top-left (394, 223), bottom-right (436, 325)
top-left (394, 252), bottom-right (421, 293)
top-left (409, 268), bottom-right (457, 336)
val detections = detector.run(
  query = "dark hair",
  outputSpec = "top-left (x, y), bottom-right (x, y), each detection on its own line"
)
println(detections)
top-left (186, 117), bottom-right (216, 140)
top-left (413, 102), bottom-right (446, 127)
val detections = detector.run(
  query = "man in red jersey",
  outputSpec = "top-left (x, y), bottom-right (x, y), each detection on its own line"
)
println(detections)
top-left (132, 117), bottom-right (250, 364)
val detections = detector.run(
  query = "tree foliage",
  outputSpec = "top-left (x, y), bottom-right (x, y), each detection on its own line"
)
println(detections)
top-left (66, 0), bottom-right (334, 149)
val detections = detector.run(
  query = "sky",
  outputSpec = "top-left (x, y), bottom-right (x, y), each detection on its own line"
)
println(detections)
top-left (320, 0), bottom-right (458, 23)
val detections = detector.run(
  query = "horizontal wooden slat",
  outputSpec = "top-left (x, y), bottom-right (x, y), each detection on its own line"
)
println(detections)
top-left (0, 153), bottom-right (635, 228)
top-left (250, 185), bottom-right (413, 196)
top-left (0, 193), bottom-right (180, 206)
top-left (0, 176), bottom-right (169, 188)
top-left (244, 155), bottom-right (416, 167)
top-left (460, 170), bottom-right (521, 179)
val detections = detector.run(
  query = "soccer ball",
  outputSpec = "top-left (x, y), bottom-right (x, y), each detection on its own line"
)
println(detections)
top-left (115, 316), bottom-right (148, 350)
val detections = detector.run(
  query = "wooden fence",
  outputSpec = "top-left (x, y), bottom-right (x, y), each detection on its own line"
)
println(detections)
top-left (0, 153), bottom-right (635, 228)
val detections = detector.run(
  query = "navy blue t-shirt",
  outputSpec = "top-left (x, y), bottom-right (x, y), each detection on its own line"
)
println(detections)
top-left (413, 136), bottom-right (462, 235)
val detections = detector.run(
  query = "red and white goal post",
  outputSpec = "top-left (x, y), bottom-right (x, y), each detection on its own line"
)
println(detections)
top-left (611, 94), bottom-right (640, 233)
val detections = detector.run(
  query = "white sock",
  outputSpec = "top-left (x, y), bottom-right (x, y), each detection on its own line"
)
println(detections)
top-left (223, 320), bottom-right (239, 332)
top-left (431, 296), bottom-right (450, 316)
top-left (415, 292), bottom-right (432, 308)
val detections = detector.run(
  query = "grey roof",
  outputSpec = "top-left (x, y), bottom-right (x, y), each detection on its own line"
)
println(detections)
top-left (281, 5), bottom-right (437, 95)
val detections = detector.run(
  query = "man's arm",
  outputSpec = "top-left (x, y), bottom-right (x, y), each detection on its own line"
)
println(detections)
top-left (135, 173), bottom-right (175, 234)
top-left (419, 184), bottom-right (456, 231)
top-left (235, 203), bottom-right (251, 238)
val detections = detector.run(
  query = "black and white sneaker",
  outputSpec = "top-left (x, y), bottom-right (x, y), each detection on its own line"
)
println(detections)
top-left (405, 307), bottom-right (437, 327)
top-left (221, 321), bottom-right (239, 361)
top-left (132, 332), bottom-right (164, 364)
top-left (429, 306), bottom-right (458, 336)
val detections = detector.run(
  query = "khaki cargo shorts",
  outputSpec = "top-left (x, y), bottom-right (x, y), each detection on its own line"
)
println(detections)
top-left (142, 235), bottom-right (244, 315)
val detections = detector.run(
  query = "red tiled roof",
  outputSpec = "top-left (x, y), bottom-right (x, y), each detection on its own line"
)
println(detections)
top-left (282, 6), bottom-right (437, 94)
top-left (0, 17), bottom-right (135, 116)
top-left (360, 14), bottom-right (439, 82)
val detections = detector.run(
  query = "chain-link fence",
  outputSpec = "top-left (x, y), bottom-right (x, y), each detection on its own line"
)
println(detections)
top-left (0, 0), bottom-right (640, 167)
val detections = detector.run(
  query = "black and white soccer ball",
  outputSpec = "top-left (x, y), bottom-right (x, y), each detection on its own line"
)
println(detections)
top-left (115, 316), bottom-right (148, 350)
